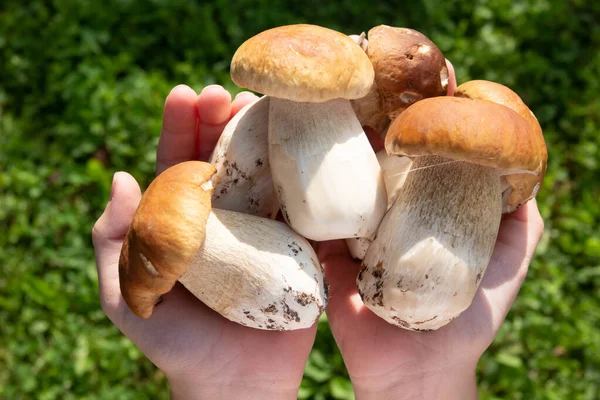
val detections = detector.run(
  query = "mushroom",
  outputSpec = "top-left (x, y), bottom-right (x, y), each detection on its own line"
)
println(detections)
top-left (346, 150), bottom-right (413, 260)
top-left (358, 82), bottom-right (547, 331)
top-left (119, 161), bottom-right (328, 330)
top-left (209, 95), bottom-right (279, 219)
top-left (351, 25), bottom-right (449, 138)
top-left (454, 80), bottom-right (548, 213)
top-left (230, 24), bottom-right (387, 241)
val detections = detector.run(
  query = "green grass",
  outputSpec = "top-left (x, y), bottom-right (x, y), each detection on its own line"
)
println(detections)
top-left (1, 0), bottom-right (599, 398)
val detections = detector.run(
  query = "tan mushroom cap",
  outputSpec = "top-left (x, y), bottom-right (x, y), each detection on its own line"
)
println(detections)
top-left (368, 25), bottom-right (448, 118)
top-left (455, 80), bottom-right (548, 211)
top-left (385, 96), bottom-right (543, 174)
top-left (230, 24), bottom-right (374, 102)
top-left (119, 161), bottom-right (215, 318)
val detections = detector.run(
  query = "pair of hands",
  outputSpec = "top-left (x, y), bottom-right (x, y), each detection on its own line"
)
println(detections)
top-left (92, 70), bottom-right (544, 399)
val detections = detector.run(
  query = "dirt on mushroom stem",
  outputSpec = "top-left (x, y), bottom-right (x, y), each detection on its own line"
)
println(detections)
top-left (358, 155), bottom-right (502, 331)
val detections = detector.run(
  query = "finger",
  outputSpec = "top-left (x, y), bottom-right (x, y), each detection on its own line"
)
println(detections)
top-left (92, 172), bottom-right (142, 321)
top-left (156, 85), bottom-right (199, 175)
top-left (479, 199), bottom-right (544, 329)
top-left (445, 58), bottom-right (457, 96)
top-left (319, 240), bottom-right (366, 314)
top-left (197, 85), bottom-right (233, 161)
top-left (231, 91), bottom-right (259, 116)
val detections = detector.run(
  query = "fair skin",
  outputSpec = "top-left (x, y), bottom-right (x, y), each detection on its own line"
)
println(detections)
top-left (92, 59), bottom-right (544, 399)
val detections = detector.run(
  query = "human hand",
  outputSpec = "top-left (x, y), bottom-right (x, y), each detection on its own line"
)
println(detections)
top-left (319, 59), bottom-right (545, 399)
top-left (92, 85), bottom-right (317, 400)
top-left (320, 201), bottom-right (544, 399)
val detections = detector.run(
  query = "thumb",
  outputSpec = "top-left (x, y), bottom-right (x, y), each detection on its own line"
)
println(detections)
top-left (92, 172), bottom-right (142, 319)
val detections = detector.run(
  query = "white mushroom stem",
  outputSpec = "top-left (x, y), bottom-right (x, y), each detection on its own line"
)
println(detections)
top-left (209, 96), bottom-right (279, 219)
top-left (269, 97), bottom-right (387, 241)
top-left (358, 156), bottom-right (502, 331)
top-left (178, 208), bottom-right (327, 331)
top-left (346, 151), bottom-right (413, 260)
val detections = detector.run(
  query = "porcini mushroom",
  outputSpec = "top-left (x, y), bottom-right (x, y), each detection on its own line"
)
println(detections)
top-left (358, 83), bottom-right (547, 331)
top-left (209, 96), bottom-right (279, 219)
top-left (351, 25), bottom-right (449, 138)
top-left (119, 161), bottom-right (328, 330)
top-left (454, 80), bottom-right (548, 213)
top-left (346, 150), bottom-right (412, 260)
top-left (230, 24), bottom-right (387, 241)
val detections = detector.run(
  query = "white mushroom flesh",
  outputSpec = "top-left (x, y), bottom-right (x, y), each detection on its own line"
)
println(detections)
top-left (178, 208), bottom-right (327, 331)
top-left (347, 151), bottom-right (413, 260)
top-left (209, 96), bottom-right (279, 219)
top-left (269, 97), bottom-right (387, 241)
top-left (358, 156), bottom-right (502, 331)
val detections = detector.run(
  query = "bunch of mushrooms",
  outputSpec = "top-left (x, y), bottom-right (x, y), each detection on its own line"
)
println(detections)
top-left (118, 161), bottom-right (328, 330)
top-left (117, 23), bottom-right (547, 334)
top-left (357, 80), bottom-right (547, 331)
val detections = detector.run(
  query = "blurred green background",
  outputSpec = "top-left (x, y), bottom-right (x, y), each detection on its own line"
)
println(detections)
top-left (1, 0), bottom-right (600, 398)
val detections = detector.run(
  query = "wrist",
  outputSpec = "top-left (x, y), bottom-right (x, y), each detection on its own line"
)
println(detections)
top-left (351, 359), bottom-right (478, 400)
top-left (168, 374), bottom-right (300, 400)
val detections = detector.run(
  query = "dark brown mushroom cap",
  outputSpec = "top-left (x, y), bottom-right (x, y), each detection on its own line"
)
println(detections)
top-left (119, 161), bottom-right (215, 318)
top-left (455, 80), bottom-right (548, 212)
top-left (385, 96), bottom-right (543, 174)
top-left (351, 25), bottom-right (448, 137)
top-left (230, 24), bottom-right (374, 103)
top-left (368, 25), bottom-right (448, 118)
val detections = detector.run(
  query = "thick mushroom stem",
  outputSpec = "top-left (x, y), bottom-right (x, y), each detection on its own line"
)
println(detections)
top-left (209, 96), bottom-right (279, 219)
top-left (179, 208), bottom-right (327, 331)
top-left (346, 151), bottom-right (413, 260)
top-left (358, 156), bottom-right (502, 331)
top-left (269, 97), bottom-right (387, 241)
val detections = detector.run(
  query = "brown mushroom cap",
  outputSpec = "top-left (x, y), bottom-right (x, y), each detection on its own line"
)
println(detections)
top-left (230, 24), bottom-right (374, 102)
top-left (385, 96), bottom-right (543, 174)
top-left (351, 25), bottom-right (448, 137)
top-left (119, 161), bottom-right (215, 318)
top-left (368, 25), bottom-right (448, 118)
top-left (455, 80), bottom-right (548, 211)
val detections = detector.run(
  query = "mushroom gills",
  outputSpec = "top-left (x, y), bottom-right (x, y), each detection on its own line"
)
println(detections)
top-left (209, 96), bottom-right (279, 219)
top-left (269, 97), bottom-right (387, 241)
top-left (178, 208), bottom-right (327, 331)
top-left (359, 156), bottom-right (502, 331)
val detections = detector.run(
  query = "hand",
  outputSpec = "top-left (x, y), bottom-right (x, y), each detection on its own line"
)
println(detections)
top-left (320, 202), bottom-right (544, 399)
top-left (92, 85), bottom-right (317, 400)
top-left (319, 59), bottom-right (545, 399)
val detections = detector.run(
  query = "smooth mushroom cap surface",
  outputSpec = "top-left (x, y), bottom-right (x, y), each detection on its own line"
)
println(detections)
top-left (454, 80), bottom-right (548, 212)
top-left (351, 25), bottom-right (448, 136)
top-left (230, 24), bottom-right (374, 102)
top-left (385, 96), bottom-right (542, 174)
top-left (367, 25), bottom-right (448, 117)
top-left (119, 161), bottom-right (215, 318)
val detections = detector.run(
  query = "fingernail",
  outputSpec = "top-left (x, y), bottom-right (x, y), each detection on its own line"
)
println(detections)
top-left (110, 172), bottom-right (118, 201)
top-left (235, 91), bottom-right (256, 99)
top-left (201, 84), bottom-right (223, 93)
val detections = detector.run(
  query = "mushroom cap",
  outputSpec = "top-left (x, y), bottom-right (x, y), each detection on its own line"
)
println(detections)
top-left (230, 24), bottom-right (374, 102)
top-left (455, 80), bottom-right (548, 211)
top-left (367, 25), bottom-right (448, 118)
top-left (119, 161), bottom-right (215, 318)
top-left (385, 96), bottom-right (544, 174)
